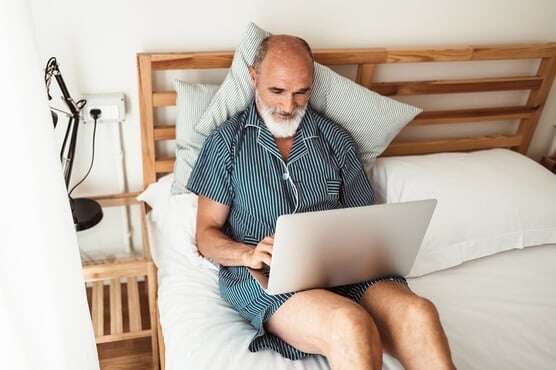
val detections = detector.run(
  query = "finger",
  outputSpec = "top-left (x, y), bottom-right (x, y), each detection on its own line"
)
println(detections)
top-left (260, 252), bottom-right (272, 266)
top-left (257, 243), bottom-right (273, 254)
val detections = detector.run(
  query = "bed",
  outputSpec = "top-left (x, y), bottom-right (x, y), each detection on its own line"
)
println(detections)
top-left (136, 42), bottom-right (556, 369)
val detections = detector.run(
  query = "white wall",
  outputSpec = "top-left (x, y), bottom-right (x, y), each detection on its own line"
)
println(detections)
top-left (29, 0), bottom-right (556, 254)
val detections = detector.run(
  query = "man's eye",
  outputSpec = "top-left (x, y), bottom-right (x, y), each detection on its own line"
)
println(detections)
top-left (270, 89), bottom-right (283, 94)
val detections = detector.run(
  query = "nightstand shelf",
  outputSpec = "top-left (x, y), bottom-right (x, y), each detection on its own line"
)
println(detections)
top-left (80, 192), bottom-right (159, 370)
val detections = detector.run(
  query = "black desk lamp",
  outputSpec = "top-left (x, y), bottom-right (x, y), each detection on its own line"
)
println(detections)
top-left (45, 57), bottom-right (103, 231)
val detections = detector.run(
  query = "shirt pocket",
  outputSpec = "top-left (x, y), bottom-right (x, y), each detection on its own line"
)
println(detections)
top-left (326, 178), bottom-right (342, 198)
top-left (296, 175), bottom-right (342, 210)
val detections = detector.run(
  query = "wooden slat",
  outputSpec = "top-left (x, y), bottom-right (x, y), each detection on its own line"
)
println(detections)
top-left (154, 125), bottom-right (176, 141)
top-left (83, 260), bottom-right (149, 282)
top-left (139, 202), bottom-right (152, 260)
top-left (147, 262), bottom-right (160, 370)
top-left (153, 92), bottom-right (176, 107)
top-left (110, 279), bottom-right (123, 335)
top-left (386, 47), bottom-right (473, 63)
top-left (155, 158), bottom-right (175, 173)
top-left (381, 134), bottom-right (522, 156)
top-left (99, 352), bottom-right (153, 369)
top-left (410, 106), bottom-right (537, 126)
top-left (91, 281), bottom-right (104, 337)
top-left (150, 51), bottom-right (233, 70)
top-left (517, 57), bottom-right (556, 153)
top-left (356, 64), bottom-right (376, 87)
top-left (314, 48), bottom-right (387, 65)
top-left (370, 76), bottom-right (543, 96)
top-left (386, 43), bottom-right (556, 63)
top-left (137, 55), bottom-right (157, 186)
top-left (95, 330), bottom-right (152, 344)
top-left (158, 314), bottom-right (166, 370)
top-left (471, 43), bottom-right (556, 61)
top-left (127, 277), bottom-right (142, 332)
top-left (91, 191), bottom-right (142, 207)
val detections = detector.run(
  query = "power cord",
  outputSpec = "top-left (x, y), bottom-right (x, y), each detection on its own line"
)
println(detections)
top-left (68, 108), bottom-right (101, 197)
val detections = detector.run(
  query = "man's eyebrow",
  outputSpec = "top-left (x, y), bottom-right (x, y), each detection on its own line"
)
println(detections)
top-left (267, 86), bottom-right (311, 94)
top-left (295, 87), bottom-right (311, 94)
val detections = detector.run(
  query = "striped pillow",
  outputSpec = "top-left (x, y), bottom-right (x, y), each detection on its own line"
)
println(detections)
top-left (194, 22), bottom-right (422, 166)
top-left (172, 81), bottom-right (219, 194)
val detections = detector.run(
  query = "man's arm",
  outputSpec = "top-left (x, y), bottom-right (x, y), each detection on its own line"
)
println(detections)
top-left (196, 196), bottom-right (273, 269)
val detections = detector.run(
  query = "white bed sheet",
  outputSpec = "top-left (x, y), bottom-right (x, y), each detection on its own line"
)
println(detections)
top-left (151, 218), bottom-right (556, 370)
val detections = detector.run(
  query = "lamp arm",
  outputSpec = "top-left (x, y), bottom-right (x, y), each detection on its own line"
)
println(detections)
top-left (63, 116), bottom-right (79, 190)
top-left (45, 58), bottom-right (85, 191)
top-left (53, 70), bottom-right (80, 118)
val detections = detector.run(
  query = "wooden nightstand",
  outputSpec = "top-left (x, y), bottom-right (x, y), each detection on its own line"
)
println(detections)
top-left (541, 156), bottom-right (556, 174)
top-left (80, 192), bottom-right (160, 370)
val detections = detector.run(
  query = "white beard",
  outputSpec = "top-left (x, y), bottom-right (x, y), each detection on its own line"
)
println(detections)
top-left (255, 93), bottom-right (307, 138)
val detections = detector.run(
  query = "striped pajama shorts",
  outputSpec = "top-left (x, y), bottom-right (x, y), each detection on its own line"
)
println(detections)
top-left (219, 265), bottom-right (408, 360)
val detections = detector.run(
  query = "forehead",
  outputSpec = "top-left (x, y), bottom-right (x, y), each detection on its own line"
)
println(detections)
top-left (257, 50), bottom-right (313, 87)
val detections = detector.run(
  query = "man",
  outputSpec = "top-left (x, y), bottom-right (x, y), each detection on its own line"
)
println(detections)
top-left (187, 35), bottom-right (456, 370)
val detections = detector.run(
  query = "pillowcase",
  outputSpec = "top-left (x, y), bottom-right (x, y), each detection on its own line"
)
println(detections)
top-left (194, 21), bottom-right (422, 166)
top-left (138, 174), bottom-right (219, 271)
top-left (370, 148), bottom-right (556, 278)
top-left (172, 82), bottom-right (219, 194)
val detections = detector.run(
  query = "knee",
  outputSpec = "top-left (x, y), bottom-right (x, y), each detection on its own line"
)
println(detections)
top-left (402, 296), bottom-right (440, 326)
top-left (327, 304), bottom-right (382, 353)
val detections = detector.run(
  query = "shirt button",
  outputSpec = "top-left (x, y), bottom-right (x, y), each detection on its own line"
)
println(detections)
top-left (282, 172), bottom-right (290, 180)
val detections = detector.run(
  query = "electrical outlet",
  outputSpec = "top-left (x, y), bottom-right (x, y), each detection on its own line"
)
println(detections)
top-left (81, 93), bottom-right (126, 123)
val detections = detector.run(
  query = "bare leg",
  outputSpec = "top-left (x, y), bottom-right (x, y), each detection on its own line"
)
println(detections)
top-left (265, 289), bottom-right (383, 370)
top-left (359, 281), bottom-right (456, 370)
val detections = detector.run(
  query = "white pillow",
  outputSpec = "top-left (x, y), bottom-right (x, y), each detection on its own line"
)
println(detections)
top-left (172, 82), bottom-right (219, 194)
top-left (370, 148), bottom-right (556, 277)
top-left (137, 174), bottom-right (219, 271)
top-left (195, 22), bottom-right (422, 167)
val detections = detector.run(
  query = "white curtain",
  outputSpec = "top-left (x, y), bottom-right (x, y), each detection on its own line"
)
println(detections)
top-left (0, 1), bottom-right (100, 370)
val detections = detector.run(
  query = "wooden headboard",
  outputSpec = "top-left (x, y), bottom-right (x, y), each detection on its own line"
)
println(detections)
top-left (137, 43), bottom-right (556, 189)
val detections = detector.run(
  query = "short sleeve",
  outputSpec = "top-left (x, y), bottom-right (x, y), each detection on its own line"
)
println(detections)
top-left (186, 131), bottom-right (233, 206)
top-left (340, 147), bottom-right (374, 208)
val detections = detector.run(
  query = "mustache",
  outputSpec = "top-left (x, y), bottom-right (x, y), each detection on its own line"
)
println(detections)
top-left (270, 108), bottom-right (303, 119)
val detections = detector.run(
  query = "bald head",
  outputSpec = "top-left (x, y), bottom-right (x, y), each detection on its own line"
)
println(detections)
top-left (252, 35), bottom-right (314, 74)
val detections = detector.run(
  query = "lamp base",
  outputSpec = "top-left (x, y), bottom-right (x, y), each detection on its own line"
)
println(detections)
top-left (70, 197), bottom-right (103, 231)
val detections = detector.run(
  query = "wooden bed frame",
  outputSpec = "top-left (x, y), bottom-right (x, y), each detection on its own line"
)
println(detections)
top-left (136, 42), bottom-right (556, 369)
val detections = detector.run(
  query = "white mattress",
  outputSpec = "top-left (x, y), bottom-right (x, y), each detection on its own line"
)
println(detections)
top-left (151, 218), bottom-right (556, 370)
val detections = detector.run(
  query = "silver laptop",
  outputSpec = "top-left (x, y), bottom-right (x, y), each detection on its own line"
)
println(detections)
top-left (248, 199), bottom-right (437, 295)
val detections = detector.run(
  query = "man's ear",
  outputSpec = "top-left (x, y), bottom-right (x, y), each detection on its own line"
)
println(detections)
top-left (248, 66), bottom-right (257, 87)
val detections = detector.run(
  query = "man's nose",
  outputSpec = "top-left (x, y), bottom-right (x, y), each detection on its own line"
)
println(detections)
top-left (281, 95), bottom-right (295, 114)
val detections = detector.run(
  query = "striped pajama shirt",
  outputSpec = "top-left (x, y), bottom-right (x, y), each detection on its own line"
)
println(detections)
top-left (186, 100), bottom-right (408, 360)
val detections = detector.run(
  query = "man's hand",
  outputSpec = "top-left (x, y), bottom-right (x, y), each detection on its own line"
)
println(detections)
top-left (243, 236), bottom-right (274, 269)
